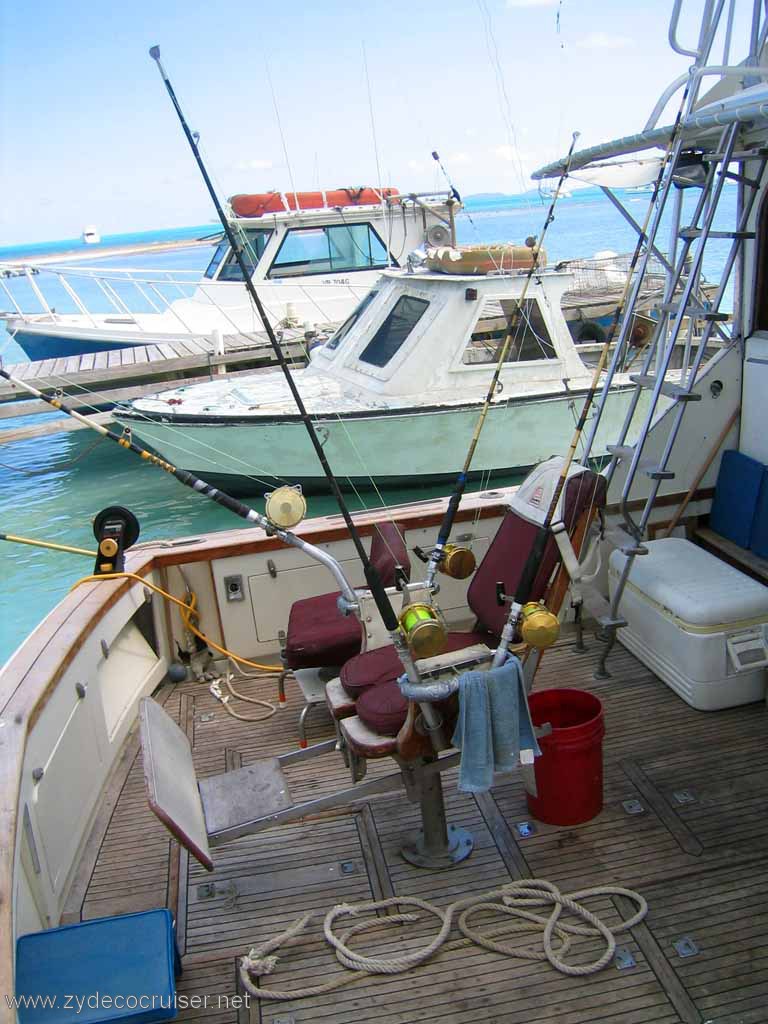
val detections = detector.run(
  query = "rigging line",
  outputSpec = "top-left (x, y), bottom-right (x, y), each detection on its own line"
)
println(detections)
top-left (0, 363), bottom-right (365, 614)
top-left (476, 0), bottom-right (535, 207)
top-left (26, 370), bottom-right (289, 491)
top-left (264, 59), bottom-right (299, 206)
top-left (149, 48), bottom-right (409, 656)
top-left (362, 42), bottom-right (385, 208)
top-left (425, 131), bottom-right (580, 586)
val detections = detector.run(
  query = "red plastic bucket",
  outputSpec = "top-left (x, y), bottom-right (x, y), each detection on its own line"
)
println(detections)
top-left (526, 689), bottom-right (604, 826)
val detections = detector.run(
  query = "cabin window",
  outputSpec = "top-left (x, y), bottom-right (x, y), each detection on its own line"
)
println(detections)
top-left (359, 295), bottom-right (429, 367)
top-left (462, 298), bottom-right (557, 364)
top-left (267, 223), bottom-right (390, 278)
top-left (205, 229), bottom-right (273, 281)
top-left (327, 290), bottom-right (379, 351)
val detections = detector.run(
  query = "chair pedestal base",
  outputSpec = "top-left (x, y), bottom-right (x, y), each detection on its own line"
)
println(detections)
top-left (399, 771), bottom-right (474, 869)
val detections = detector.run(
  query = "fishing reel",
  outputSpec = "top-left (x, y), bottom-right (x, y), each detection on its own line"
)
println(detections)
top-left (412, 543), bottom-right (477, 580)
top-left (496, 583), bottom-right (560, 650)
top-left (264, 485), bottom-right (307, 529)
top-left (398, 602), bottom-right (448, 659)
top-left (92, 506), bottom-right (141, 576)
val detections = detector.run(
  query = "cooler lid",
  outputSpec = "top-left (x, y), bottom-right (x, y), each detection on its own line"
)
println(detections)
top-left (610, 537), bottom-right (768, 627)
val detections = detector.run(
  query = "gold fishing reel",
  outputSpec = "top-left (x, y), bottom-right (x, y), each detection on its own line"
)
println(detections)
top-left (265, 485), bottom-right (307, 529)
top-left (439, 544), bottom-right (476, 580)
top-left (399, 602), bottom-right (448, 659)
top-left (519, 601), bottom-right (560, 649)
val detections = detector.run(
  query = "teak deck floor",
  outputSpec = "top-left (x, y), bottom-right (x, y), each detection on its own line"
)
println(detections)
top-left (68, 638), bottom-right (768, 1024)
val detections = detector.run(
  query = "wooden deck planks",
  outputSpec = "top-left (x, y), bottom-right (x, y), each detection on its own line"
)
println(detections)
top-left (72, 637), bottom-right (768, 1023)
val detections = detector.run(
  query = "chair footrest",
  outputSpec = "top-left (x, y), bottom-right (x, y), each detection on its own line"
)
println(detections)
top-left (340, 716), bottom-right (398, 758)
top-left (325, 677), bottom-right (356, 719)
top-left (200, 759), bottom-right (292, 837)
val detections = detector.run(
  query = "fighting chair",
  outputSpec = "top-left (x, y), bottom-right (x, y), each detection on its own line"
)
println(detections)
top-left (138, 461), bottom-right (606, 873)
top-left (330, 462), bottom-right (607, 746)
top-left (280, 520), bottom-right (410, 743)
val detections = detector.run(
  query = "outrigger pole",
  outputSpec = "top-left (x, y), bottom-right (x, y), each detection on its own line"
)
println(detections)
top-left (146, 47), bottom-right (410, 656)
top-left (425, 132), bottom-right (580, 589)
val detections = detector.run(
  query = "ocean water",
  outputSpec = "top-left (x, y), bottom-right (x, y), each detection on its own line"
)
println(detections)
top-left (0, 188), bottom-right (738, 663)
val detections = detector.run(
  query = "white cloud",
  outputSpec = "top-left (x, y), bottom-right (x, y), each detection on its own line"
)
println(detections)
top-left (575, 32), bottom-right (630, 50)
top-left (446, 151), bottom-right (472, 165)
top-left (506, 0), bottom-right (556, 7)
top-left (407, 159), bottom-right (427, 172)
top-left (232, 158), bottom-right (274, 171)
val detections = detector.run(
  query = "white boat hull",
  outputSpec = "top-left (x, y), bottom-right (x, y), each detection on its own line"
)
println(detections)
top-left (120, 385), bottom-right (645, 494)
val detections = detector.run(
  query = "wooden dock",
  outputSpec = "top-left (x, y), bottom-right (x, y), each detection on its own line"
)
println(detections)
top-left (0, 329), bottom-right (312, 444)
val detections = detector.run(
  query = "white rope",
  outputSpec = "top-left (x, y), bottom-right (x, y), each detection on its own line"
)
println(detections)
top-left (238, 877), bottom-right (647, 1001)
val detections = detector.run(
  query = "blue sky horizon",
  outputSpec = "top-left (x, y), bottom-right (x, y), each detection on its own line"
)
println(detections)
top-left (0, 1), bottom-right (750, 245)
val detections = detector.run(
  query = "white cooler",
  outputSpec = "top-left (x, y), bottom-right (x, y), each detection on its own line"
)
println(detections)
top-left (609, 538), bottom-right (768, 710)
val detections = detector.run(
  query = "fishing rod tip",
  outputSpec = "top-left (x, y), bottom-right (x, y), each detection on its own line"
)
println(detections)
top-left (431, 150), bottom-right (439, 161)
top-left (149, 45), bottom-right (161, 60)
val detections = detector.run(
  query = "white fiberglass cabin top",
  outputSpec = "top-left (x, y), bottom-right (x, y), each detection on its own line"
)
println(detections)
top-left (117, 263), bottom-right (658, 492)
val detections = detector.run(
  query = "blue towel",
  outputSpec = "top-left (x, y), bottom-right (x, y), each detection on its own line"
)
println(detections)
top-left (451, 655), bottom-right (541, 793)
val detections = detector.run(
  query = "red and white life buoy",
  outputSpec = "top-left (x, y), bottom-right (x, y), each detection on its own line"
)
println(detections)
top-left (229, 188), bottom-right (399, 218)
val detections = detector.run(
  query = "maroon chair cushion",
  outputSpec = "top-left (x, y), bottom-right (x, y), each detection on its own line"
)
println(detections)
top-left (284, 591), bottom-right (362, 670)
top-left (467, 470), bottom-right (606, 636)
top-left (369, 521), bottom-right (411, 586)
top-left (356, 681), bottom-right (461, 739)
top-left (356, 680), bottom-right (409, 736)
top-left (340, 630), bottom-right (494, 699)
top-left (284, 520), bottom-right (411, 671)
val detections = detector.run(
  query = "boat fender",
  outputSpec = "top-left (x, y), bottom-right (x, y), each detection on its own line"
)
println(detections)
top-left (576, 320), bottom-right (606, 344)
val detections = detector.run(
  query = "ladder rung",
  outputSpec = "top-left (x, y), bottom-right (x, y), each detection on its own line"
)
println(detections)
top-left (723, 169), bottom-right (761, 189)
top-left (581, 586), bottom-right (628, 630)
top-left (644, 467), bottom-right (676, 480)
top-left (604, 528), bottom-right (648, 557)
top-left (629, 374), bottom-right (702, 401)
top-left (678, 227), bottom-right (754, 240)
top-left (606, 444), bottom-right (635, 459)
top-left (658, 303), bottom-right (728, 322)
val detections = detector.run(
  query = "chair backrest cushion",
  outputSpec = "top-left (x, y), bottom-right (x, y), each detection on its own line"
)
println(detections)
top-left (369, 521), bottom-right (410, 586)
top-left (467, 466), bottom-right (606, 637)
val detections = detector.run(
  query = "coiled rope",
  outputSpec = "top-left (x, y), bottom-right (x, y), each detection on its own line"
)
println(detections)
top-left (239, 878), bottom-right (647, 1001)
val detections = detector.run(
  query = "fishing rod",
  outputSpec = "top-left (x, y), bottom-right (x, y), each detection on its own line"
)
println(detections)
top-left (425, 131), bottom-right (580, 589)
top-left (147, 47), bottom-right (410, 662)
top-left (488, 66), bottom-right (701, 667)
top-left (0, 366), bottom-right (362, 605)
top-left (0, 531), bottom-right (95, 557)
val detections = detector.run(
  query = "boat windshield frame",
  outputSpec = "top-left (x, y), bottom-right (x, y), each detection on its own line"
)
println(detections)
top-left (266, 221), bottom-right (392, 279)
top-left (204, 228), bottom-right (274, 281)
top-left (326, 290), bottom-right (379, 352)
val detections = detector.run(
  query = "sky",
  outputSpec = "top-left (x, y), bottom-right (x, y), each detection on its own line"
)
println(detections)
top-left (0, 0), bottom-right (753, 244)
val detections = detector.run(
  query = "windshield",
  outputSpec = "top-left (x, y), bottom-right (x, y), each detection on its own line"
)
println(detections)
top-left (204, 228), bottom-right (273, 281)
top-left (326, 290), bottom-right (379, 352)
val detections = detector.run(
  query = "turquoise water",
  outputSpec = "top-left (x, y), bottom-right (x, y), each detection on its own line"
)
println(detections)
top-left (0, 188), bottom-right (738, 663)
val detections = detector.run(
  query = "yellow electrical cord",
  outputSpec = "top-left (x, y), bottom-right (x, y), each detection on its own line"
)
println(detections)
top-left (70, 571), bottom-right (283, 673)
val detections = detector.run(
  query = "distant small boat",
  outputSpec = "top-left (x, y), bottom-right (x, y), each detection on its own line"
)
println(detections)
top-left (81, 225), bottom-right (101, 245)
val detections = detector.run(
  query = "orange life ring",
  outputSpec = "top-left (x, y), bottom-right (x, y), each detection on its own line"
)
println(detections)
top-left (229, 188), bottom-right (399, 218)
top-left (629, 314), bottom-right (655, 347)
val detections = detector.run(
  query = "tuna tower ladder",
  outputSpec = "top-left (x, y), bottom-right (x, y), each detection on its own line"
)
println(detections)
top-left (575, 0), bottom-right (768, 676)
